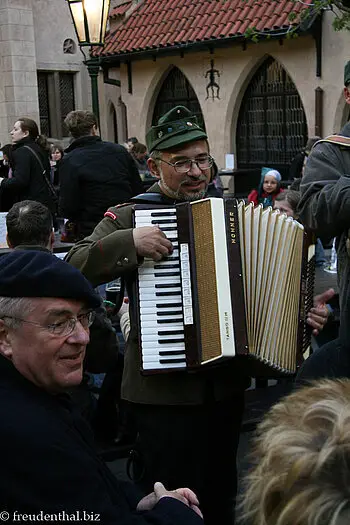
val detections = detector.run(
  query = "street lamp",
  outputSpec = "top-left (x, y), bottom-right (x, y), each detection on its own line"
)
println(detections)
top-left (66, 0), bottom-right (111, 125)
top-left (66, 0), bottom-right (111, 46)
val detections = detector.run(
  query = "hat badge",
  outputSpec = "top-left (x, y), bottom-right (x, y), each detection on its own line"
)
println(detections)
top-left (158, 131), bottom-right (163, 138)
top-left (187, 122), bottom-right (193, 127)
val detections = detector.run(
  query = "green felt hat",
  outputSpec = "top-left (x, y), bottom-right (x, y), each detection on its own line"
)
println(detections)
top-left (146, 106), bottom-right (207, 153)
top-left (344, 60), bottom-right (350, 86)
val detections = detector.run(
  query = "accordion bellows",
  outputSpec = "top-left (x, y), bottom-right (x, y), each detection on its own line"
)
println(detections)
top-left (133, 198), bottom-right (314, 375)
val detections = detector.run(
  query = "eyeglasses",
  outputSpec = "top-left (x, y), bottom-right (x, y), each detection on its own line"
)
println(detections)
top-left (2, 310), bottom-right (95, 337)
top-left (155, 154), bottom-right (214, 174)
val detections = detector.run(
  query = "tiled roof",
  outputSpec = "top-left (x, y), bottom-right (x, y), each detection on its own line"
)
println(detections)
top-left (97, 0), bottom-right (314, 58)
top-left (109, 1), bottom-right (132, 18)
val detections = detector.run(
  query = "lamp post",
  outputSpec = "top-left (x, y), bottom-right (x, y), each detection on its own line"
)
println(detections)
top-left (66, 0), bottom-right (111, 122)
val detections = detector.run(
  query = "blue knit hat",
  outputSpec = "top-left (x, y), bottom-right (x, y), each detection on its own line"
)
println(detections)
top-left (0, 250), bottom-right (100, 309)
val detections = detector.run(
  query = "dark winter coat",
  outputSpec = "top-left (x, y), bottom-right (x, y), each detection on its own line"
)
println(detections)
top-left (59, 136), bottom-right (144, 238)
top-left (0, 137), bottom-right (56, 213)
top-left (0, 354), bottom-right (202, 525)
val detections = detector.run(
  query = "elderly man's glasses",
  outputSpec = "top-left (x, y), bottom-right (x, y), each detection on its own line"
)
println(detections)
top-left (2, 310), bottom-right (95, 337)
top-left (155, 154), bottom-right (214, 174)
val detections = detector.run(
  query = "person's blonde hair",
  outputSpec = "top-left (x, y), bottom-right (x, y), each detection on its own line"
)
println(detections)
top-left (241, 379), bottom-right (350, 525)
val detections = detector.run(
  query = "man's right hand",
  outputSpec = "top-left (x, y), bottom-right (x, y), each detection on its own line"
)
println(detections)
top-left (133, 226), bottom-right (173, 261)
top-left (136, 482), bottom-right (203, 518)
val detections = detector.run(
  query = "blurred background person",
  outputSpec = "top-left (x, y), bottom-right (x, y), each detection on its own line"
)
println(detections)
top-left (248, 167), bottom-right (283, 208)
top-left (59, 111), bottom-right (143, 240)
top-left (50, 142), bottom-right (64, 196)
top-left (0, 118), bottom-right (56, 217)
top-left (124, 136), bottom-right (139, 152)
top-left (289, 136), bottom-right (321, 186)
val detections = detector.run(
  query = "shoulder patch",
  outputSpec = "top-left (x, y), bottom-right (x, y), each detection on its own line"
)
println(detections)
top-left (104, 211), bottom-right (117, 220)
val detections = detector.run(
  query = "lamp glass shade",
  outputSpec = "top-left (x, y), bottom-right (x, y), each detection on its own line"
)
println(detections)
top-left (67, 0), bottom-right (111, 46)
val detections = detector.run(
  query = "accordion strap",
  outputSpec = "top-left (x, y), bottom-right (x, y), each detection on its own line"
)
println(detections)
top-left (313, 135), bottom-right (350, 148)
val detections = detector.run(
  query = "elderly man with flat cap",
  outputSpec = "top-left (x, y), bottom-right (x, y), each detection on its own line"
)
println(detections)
top-left (66, 106), bottom-right (248, 525)
top-left (298, 61), bottom-right (350, 357)
top-left (0, 250), bottom-right (203, 524)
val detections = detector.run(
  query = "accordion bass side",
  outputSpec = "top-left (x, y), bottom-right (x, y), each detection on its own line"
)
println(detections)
top-left (133, 198), bottom-right (315, 376)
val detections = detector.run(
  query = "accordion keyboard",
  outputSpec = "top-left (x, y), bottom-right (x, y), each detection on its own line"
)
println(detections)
top-left (134, 208), bottom-right (187, 370)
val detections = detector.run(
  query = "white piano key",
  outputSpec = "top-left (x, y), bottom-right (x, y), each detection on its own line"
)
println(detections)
top-left (143, 362), bottom-right (186, 370)
top-left (142, 356), bottom-right (186, 364)
top-left (141, 332), bottom-right (185, 342)
top-left (139, 278), bottom-right (181, 288)
top-left (141, 341), bottom-right (185, 349)
top-left (139, 289), bottom-right (182, 299)
top-left (141, 325), bottom-right (184, 334)
top-left (138, 273), bottom-right (181, 282)
top-left (140, 297), bottom-right (182, 306)
top-left (135, 209), bottom-right (176, 217)
top-left (140, 315), bottom-right (183, 324)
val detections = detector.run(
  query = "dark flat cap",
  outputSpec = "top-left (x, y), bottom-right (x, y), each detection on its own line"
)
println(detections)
top-left (146, 106), bottom-right (208, 153)
top-left (0, 250), bottom-right (100, 309)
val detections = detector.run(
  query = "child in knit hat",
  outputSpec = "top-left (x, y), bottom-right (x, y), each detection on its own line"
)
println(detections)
top-left (248, 167), bottom-right (283, 208)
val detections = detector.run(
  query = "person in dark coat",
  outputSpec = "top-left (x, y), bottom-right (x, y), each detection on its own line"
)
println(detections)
top-left (59, 111), bottom-right (144, 239)
top-left (0, 250), bottom-right (203, 524)
top-left (0, 118), bottom-right (56, 215)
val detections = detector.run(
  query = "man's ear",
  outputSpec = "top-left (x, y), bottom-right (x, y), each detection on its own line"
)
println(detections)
top-left (344, 87), bottom-right (350, 105)
top-left (0, 320), bottom-right (13, 360)
top-left (6, 233), bottom-right (13, 249)
top-left (147, 158), bottom-right (160, 180)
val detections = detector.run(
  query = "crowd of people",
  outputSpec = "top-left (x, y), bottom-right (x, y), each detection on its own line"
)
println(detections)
top-left (1, 58), bottom-right (350, 525)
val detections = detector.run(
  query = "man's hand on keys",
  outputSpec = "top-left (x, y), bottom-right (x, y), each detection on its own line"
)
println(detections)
top-left (133, 226), bottom-right (173, 262)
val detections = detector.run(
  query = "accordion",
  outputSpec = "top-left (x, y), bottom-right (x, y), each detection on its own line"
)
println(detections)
top-left (133, 198), bottom-right (315, 376)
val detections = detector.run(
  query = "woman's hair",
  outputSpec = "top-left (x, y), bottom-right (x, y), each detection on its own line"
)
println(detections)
top-left (274, 190), bottom-right (301, 214)
top-left (132, 142), bottom-right (147, 155)
top-left (241, 379), bottom-right (350, 525)
top-left (50, 142), bottom-right (64, 158)
top-left (17, 117), bottom-right (49, 151)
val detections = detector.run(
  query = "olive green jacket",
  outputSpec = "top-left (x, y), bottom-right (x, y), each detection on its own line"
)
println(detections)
top-left (66, 184), bottom-right (249, 405)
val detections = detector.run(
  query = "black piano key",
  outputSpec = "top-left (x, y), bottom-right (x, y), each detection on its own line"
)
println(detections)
top-left (155, 283), bottom-right (180, 288)
top-left (163, 256), bottom-right (179, 261)
top-left (159, 350), bottom-right (185, 356)
top-left (150, 212), bottom-right (176, 217)
top-left (158, 338), bottom-right (185, 344)
top-left (156, 291), bottom-right (181, 297)
top-left (154, 263), bottom-right (180, 269)
top-left (160, 358), bottom-right (186, 364)
top-left (156, 303), bottom-right (182, 309)
top-left (167, 237), bottom-right (178, 242)
top-left (154, 271), bottom-right (180, 277)
top-left (151, 219), bottom-right (177, 224)
top-left (157, 227), bottom-right (178, 232)
top-left (158, 330), bottom-right (184, 336)
top-left (156, 312), bottom-right (182, 317)
top-left (157, 318), bottom-right (183, 324)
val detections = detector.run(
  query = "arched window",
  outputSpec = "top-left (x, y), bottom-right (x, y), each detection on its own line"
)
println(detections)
top-left (236, 57), bottom-right (307, 177)
top-left (152, 67), bottom-right (205, 130)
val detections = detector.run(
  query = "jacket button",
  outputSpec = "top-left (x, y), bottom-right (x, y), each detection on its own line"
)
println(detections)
top-left (116, 261), bottom-right (122, 266)
top-left (123, 257), bottom-right (129, 264)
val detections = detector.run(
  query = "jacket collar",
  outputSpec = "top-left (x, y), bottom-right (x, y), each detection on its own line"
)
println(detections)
top-left (65, 135), bottom-right (102, 153)
top-left (12, 136), bottom-right (34, 150)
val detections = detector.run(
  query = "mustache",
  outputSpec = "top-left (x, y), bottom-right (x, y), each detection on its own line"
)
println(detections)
top-left (181, 174), bottom-right (208, 185)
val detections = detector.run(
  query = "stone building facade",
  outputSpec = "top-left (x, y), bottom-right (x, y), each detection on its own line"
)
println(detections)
top-left (95, 0), bottom-right (350, 181)
top-left (0, 0), bottom-right (91, 147)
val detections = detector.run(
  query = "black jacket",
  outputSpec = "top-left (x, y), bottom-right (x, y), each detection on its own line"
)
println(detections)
top-left (0, 355), bottom-right (202, 524)
top-left (59, 136), bottom-right (144, 237)
top-left (0, 137), bottom-right (55, 213)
